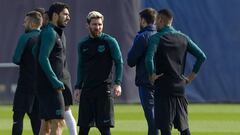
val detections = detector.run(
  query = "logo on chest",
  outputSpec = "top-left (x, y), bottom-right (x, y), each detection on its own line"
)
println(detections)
top-left (97, 45), bottom-right (106, 53)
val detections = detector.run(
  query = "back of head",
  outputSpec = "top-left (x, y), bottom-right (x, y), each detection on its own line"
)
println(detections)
top-left (26, 10), bottom-right (43, 28)
top-left (86, 11), bottom-right (104, 24)
top-left (157, 9), bottom-right (173, 25)
top-left (139, 8), bottom-right (157, 24)
top-left (34, 7), bottom-right (45, 17)
top-left (48, 2), bottom-right (69, 21)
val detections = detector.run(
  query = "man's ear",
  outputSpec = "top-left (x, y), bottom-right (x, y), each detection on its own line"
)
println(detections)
top-left (52, 12), bottom-right (59, 21)
top-left (29, 21), bottom-right (34, 29)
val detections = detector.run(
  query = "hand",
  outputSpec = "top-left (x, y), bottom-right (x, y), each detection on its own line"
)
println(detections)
top-left (149, 73), bottom-right (164, 85)
top-left (113, 85), bottom-right (121, 97)
top-left (185, 72), bottom-right (197, 84)
top-left (74, 89), bottom-right (81, 103)
top-left (57, 88), bottom-right (64, 92)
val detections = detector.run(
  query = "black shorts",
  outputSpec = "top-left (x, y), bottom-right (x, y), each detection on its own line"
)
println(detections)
top-left (154, 95), bottom-right (189, 131)
top-left (13, 89), bottom-right (36, 113)
top-left (77, 85), bottom-right (114, 127)
top-left (37, 90), bottom-right (65, 120)
top-left (62, 84), bottom-right (73, 106)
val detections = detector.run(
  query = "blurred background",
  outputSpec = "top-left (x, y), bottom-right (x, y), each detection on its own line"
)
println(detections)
top-left (1, 0), bottom-right (240, 104)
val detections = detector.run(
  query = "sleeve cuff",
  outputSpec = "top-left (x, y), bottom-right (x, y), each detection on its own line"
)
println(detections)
top-left (114, 80), bottom-right (121, 85)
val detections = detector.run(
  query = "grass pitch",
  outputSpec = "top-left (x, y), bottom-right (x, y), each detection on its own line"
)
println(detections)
top-left (1, 104), bottom-right (240, 135)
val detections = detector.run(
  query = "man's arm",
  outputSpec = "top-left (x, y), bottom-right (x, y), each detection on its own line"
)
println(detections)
top-left (186, 37), bottom-right (207, 83)
top-left (108, 37), bottom-right (123, 96)
top-left (187, 38), bottom-right (207, 73)
top-left (127, 35), bottom-right (147, 67)
top-left (75, 43), bottom-right (83, 90)
top-left (74, 42), bottom-right (84, 102)
top-left (108, 37), bottom-right (123, 85)
top-left (38, 29), bottom-right (64, 90)
top-left (12, 34), bottom-right (29, 65)
top-left (145, 34), bottom-right (159, 75)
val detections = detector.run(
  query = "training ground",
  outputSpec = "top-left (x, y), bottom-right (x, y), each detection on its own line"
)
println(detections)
top-left (1, 104), bottom-right (240, 135)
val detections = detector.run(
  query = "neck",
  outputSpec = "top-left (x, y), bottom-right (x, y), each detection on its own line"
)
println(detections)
top-left (32, 27), bottom-right (40, 30)
top-left (165, 23), bottom-right (172, 27)
top-left (50, 21), bottom-right (58, 27)
top-left (146, 24), bottom-right (154, 27)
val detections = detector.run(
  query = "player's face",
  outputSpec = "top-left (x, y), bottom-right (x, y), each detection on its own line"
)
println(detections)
top-left (57, 8), bottom-right (70, 28)
top-left (23, 16), bottom-right (31, 32)
top-left (88, 18), bottom-right (103, 38)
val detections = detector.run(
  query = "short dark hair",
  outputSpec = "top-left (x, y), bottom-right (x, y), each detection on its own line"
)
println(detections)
top-left (157, 9), bottom-right (173, 21)
top-left (26, 11), bottom-right (42, 26)
top-left (139, 8), bottom-right (157, 24)
top-left (34, 7), bottom-right (45, 16)
top-left (48, 2), bottom-right (69, 21)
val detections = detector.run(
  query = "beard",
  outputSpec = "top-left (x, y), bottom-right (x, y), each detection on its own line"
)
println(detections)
top-left (57, 19), bottom-right (68, 28)
top-left (89, 28), bottom-right (101, 38)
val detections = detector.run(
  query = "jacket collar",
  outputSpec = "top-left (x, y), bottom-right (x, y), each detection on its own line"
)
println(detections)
top-left (48, 23), bottom-right (63, 36)
top-left (138, 24), bottom-right (156, 34)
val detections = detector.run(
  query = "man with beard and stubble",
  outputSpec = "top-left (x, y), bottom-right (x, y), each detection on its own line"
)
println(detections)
top-left (127, 8), bottom-right (158, 135)
top-left (34, 2), bottom-right (73, 135)
top-left (34, 6), bottom-right (77, 135)
top-left (74, 11), bottom-right (123, 135)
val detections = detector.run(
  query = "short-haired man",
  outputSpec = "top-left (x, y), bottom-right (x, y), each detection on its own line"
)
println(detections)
top-left (34, 6), bottom-right (77, 135)
top-left (145, 9), bottom-right (206, 135)
top-left (74, 11), bottom-right (123, 135)
top-left (34, 8), bottom-right (49, 27)
top-left (127, 8), bottom-right (159, 135)
top-left (35, 2), bottom-right (71, 135)
top-left (12, 10), bottom-right (42, 135)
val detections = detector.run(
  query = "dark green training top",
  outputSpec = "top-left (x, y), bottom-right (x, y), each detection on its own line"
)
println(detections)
top-left (145, 26), bottom-right (206, 96)
top-left (12, 29), bottom-right (40, 93)
top-left (35, 23), bottom-right (71, 92)
top-left (75, 33), bottom-right (123, 95)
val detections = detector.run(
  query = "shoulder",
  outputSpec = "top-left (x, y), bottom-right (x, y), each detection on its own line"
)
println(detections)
top-left (41, 26), bottom-right (56, 38)
top-left (150, 32), bottom-right (161, 41)
top-left (172, 30), bottom-right (189, 40)
top-left (136, 32), bottom-right (145, 39)
top-left (101, 33), bottom-right (118, 45)
top-left (19, 33), bottom-right (29, 41)
top-left (18, 32), bottom-right (35, 44)
top-left (27, 30), bottom-right (41, 39)
top-left (102, 33), bottom-right (115, 40)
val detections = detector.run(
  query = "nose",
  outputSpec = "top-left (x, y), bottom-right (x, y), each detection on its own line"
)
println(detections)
top-left (67, 15), bottom-right (70, 21)
top-left (97, 24), bottom-right (102, 29)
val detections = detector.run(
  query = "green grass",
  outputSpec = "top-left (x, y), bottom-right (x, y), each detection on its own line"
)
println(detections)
top-left (1, 104), bottom-right (240, 135)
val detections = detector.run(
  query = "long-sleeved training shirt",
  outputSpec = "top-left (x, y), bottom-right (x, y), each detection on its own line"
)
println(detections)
top-left (36, 23), bottom-right (71, 92)
top-left (75, 33), bottom-right (123, 95)
top-left (145, 26), bottom-right (206, 96)
top-left (12, 29), bottom-right (40, 93)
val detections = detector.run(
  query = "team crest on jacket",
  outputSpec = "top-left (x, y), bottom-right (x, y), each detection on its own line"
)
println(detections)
top-left (97, 45), bottom-right (105, 52)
